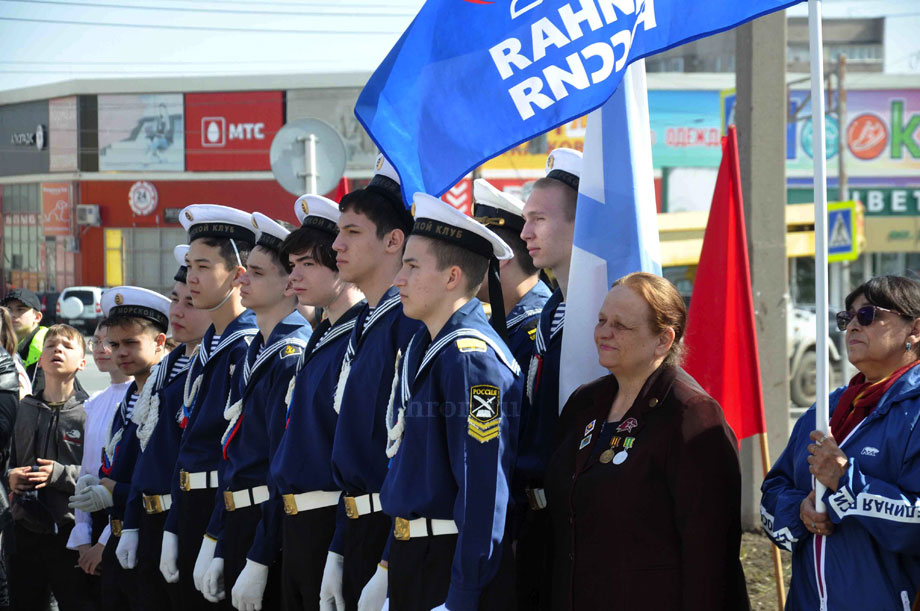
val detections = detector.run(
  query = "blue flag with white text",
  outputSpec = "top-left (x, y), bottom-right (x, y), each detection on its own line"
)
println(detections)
top-left (356, 0), bottom-right (804, 202)
top-left (558, 61), bottom-right (661, 407)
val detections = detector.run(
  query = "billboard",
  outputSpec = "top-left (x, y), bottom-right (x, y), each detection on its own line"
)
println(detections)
top-left (98, 94), bottom-right (184, 171)
top-left (49, 96), bottom-right (79, 172)
top-left (185, 91), bottom-right (283, 171)
top-left (287, 88), bottom-right (378, 173)
top-left (480, 90), bottom-right (722, 176)
top-left (0, 101), bottom-right (49, 177)
top-left (41, 182), bottom-right (73, 237)
top-left (724, 88), bottom-right (920, 180)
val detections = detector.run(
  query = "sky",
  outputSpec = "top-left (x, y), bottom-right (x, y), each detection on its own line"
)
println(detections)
top-left (0, 0), bottom-right (425, 92)
top-left (0, 0), bottom-right (918, 94)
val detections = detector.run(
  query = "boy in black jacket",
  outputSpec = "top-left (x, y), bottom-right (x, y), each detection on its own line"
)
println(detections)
top-left (5, 323), bottom-right (95, 611)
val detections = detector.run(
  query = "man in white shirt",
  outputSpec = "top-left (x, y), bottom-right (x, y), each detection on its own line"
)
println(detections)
top-left (66, 321), bottom-right (133, 583)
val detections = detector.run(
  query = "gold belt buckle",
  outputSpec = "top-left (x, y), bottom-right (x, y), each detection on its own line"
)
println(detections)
top-left (282, 494), bottom-right (297, 516)
top-left (394, 517), bottom-right (410, 541)
top-left (344, 496), bottom-right (359, 519)
top-left (143, 495), bottom-right (163, 514)
top-left (223, 490), bottom-right (236, 512)
top-left (525, 488), bottom-right (543, 511)
top-left (179, 470), bottom-right (191, 492)
top-left (111, 519), bottom-right (122, 537)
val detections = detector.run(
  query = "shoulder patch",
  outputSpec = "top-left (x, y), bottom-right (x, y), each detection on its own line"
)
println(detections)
top-left (280, 345), bottom-right (303, 359)
top-left (527, 327), bottom-right (537, 341)
top-left (468, 384), bottom-right (500, 443)
top-left (456, 338), bottom-right (487, 353)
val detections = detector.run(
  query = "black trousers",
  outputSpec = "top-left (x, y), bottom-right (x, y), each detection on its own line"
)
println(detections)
top-left (6, 522), bottom-right (97, 611)
top-left (223, 505), bottom-right (281, 611)
top-left (281, 505), bottom-right (337, 611)
top-left (514, 507), bottom-right (553, 611)
top-left (136, 511), bottom-right (181, 611)
top-left (342, 511), bottom-right (390, 611)
top-left (389, 532), bottom-right (515, 611)
top-left (177, 488), bottom-right (228, 611)
top-left (100, 533), bottom-right (139, 611)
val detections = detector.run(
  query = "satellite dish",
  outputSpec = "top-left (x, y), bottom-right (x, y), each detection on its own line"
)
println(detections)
top-left (59, 296), bottom-right (84, 319)
top-left (270, 119), bottom-right (347, 196)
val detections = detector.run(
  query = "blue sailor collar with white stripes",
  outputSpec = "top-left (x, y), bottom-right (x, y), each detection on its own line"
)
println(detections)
top-left (197, 311), bottom-right (259, 367)
top-left (411, 298), bottom-right (520, 383)
top-left (241, 310), bottom-right (309, 385)
top-left (505, 281), bottom-right (552, 331)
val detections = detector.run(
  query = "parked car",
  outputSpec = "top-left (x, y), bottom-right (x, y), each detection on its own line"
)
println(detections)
top-left (788, 304), bottom-right (844, 408)
top-left (57, 286), bottom-right (103, 334)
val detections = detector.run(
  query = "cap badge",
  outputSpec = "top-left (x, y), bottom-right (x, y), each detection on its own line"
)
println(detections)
top-left (251, 216), bottom-right (259, 229)
top-left (184, 211), bottom-right (193, 222)
top-left (410, 203), bottom-right (417, 218)
top-left (114, 293), bottom-right (124, 306)
top-left (376, 156), bottom-right (384, 172)
top-left (301, 200), bottom-right (309, 217)
top-left (547, 154), bottom-right (555, 170)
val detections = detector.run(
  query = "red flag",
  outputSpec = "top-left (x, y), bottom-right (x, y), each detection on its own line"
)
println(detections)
top-left (683, 126), bottom-right (766, 441)
top-left (326, 176), bottom-right (351, 202)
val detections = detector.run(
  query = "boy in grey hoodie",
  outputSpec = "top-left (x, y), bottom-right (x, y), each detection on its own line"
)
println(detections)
top-left (5, 323), bottom-right (95, 611)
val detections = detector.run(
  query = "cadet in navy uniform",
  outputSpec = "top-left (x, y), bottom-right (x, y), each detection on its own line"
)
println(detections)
top-left (320, 155), bottom-right (423, 611)
top-left (70, 286), bottom-right (171, 611)
top-left (197, 213), bottom-right (312, 611)
top-left (382, 193), bottom-right (522, 611)
top-left (160, 204), bottom-right (258, 611)
top-left (515, 148), bottom-right (582, 610)
top-left (472, 178), bottom-right (551, 373)
top-left (114, 246), bottom-right (212, 611)
top-left (271, 195), bottom-right (365, 610)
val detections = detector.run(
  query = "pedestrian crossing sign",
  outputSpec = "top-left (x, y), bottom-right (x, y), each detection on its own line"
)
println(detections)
top-left (827, 201), bottom-right (859, 262)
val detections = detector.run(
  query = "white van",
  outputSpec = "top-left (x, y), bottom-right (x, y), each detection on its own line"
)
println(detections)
top-left (57, 286), bottom-right (104, 334)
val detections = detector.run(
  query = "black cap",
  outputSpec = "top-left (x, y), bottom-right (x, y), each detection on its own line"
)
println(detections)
top-left (1, 288), bottom-right (41, 311)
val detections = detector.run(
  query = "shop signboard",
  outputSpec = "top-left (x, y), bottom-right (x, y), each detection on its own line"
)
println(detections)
top-left (728, 89), bottom-right (920, 179)
top-left (41, 182), bottom-right (73, 237)
top-left (49, 96), bottom-right (79, 172)
top-left (185, 91), bottom-right (283, 171)
top-left (0, 101), bottom-right (49, 177)
top-left (788, 186), bottom-right (920, 216)
top-left (481, 90), bottom-right (722, 177)
top-left (98, 94), bottom-right (185, 171)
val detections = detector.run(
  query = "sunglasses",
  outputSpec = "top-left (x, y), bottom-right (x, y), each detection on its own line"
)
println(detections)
top-left (835, 305), bottom-right (909, 331)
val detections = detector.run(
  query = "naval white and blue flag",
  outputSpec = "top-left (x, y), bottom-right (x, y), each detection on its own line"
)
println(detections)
top-left (558, 61), bottom-right (661, 408)
top-left (356, 0), bottom-right (805, 203)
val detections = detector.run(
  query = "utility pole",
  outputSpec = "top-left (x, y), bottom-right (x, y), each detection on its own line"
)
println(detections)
top-left (735, 11), bottom-right (789, 529)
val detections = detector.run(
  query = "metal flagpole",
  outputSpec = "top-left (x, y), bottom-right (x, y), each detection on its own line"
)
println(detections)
top-left (808, 0), bottom-right (830, 512)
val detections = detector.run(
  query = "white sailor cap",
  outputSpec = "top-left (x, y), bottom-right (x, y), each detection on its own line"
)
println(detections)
top-left (174, 245), bottom-right (189, 283)
top-left (472, 179), bottom-right (526, 233)
top-left (251, 212), bottom-right (290, 252)
top-left (179, 204), bottom-right (256, 244)
top-left (363, 153), bottom-right (409, 211)
top-left (102, 286), bottom-right (171, 331)
top-left (294, 194), bottom-right (340, 236)
top-left (411, 193), bottom-right (513, 261)
top-left (545, 147), bottom-right (583, 191)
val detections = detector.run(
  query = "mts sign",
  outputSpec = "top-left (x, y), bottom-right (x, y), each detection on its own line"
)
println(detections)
top-left (186, 91), bottom-right (283, 171)
top-left (201, 117), bottom-right (266, 147)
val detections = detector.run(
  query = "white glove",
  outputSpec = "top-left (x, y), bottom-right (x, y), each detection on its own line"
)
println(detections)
top-left (159, 531), bottom-right (179, 583)
top-left (193, 536), bottom-right (218, 592)
top-left (202, 557), bottom-right (226, 603)
top-left (68, 485), bottom-right (113, 512)
top-left (357, 564), bottom-right (388, 611)
top-left (75, 473), bottom-right (99, 495)
top-left (231, 559), bottom-right (269, 611)
top-left (319, 551), bottom-right (345, 611)
top-left (115, 529), bottom-right (139, 569)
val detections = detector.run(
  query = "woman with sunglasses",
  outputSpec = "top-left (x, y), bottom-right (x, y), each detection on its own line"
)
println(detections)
top-left (762, 275), bottom-right (920, 610)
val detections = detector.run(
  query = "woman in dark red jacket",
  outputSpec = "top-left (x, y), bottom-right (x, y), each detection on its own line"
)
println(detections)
top-left (544, 272), bottom-right (749, 611)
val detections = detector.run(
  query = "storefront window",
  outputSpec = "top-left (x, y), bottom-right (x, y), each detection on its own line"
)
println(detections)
top-left (2, 183), bottom-right (45, 291)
